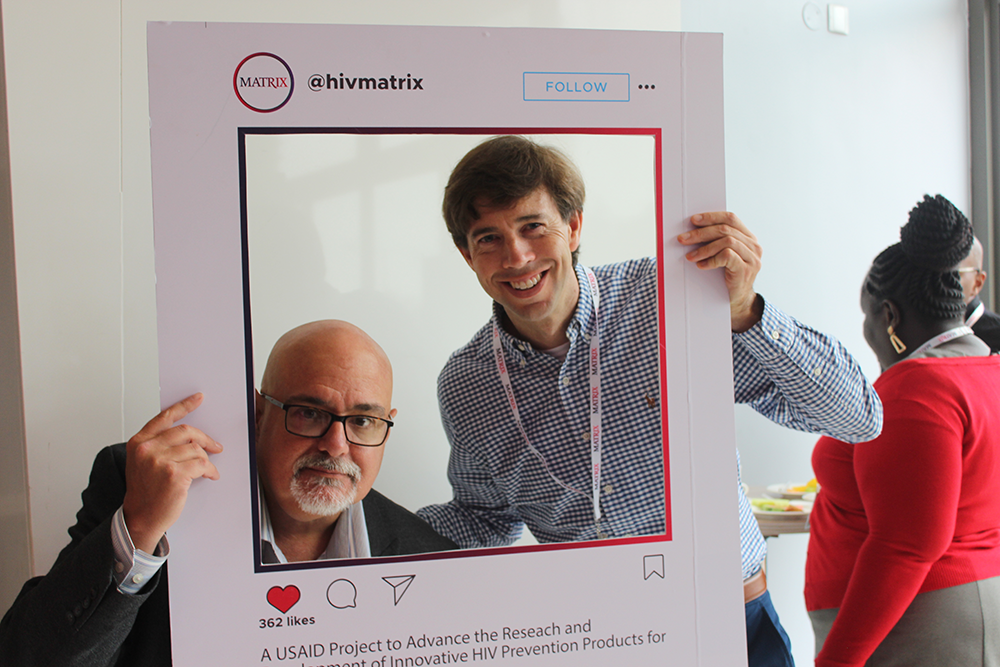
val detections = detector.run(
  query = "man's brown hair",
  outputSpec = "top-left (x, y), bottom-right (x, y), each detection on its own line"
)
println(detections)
top-left (442, 136), bottom-right (585, 262)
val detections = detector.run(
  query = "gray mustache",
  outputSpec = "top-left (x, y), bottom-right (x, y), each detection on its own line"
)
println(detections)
top-left (293, 454), bottom-right (361, 482)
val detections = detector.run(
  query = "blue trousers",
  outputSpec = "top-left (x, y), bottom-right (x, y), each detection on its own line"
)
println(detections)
top-left (745, 590), bottom-right (795, 667)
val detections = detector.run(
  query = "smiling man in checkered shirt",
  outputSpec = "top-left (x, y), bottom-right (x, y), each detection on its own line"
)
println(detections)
top-left (417, 135), bottom-right (882, 667)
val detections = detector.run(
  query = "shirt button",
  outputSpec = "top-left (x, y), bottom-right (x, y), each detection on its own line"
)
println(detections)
top-left (132, 573), bottom-right (145, 585)
top-left (519, 359), bottom-right (526, 368)
top-left (770, 330), bottom-right (781, 341)
top-left (66, 612), bottom-right (75, 624)
top-left (562, 377), bottom-right (571, 386)
top-left (597, 532), bottom-right (607, 539)
top-left (582, 432), bottom-right (591, 442)
top-left (518, 344), bottom-right (526, 351)
top-left (73, 605), bottom-right (82, 617)
top-left (604, 484), bottom-right (614, 494)
top-left (813, 366), bottom-right (823, 377)
top-left (114, 561), bottom-right (125, 574)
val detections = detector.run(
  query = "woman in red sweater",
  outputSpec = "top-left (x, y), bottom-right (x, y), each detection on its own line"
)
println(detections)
top-left (805, 195), bottom-right (1000, 667)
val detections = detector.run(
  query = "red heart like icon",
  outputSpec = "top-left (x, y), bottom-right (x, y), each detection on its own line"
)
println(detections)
top-left (266, 585), bottom-right (301, 614)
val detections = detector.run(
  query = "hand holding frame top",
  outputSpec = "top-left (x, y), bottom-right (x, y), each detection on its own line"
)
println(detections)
top-left (678, 211), bottom-right (764, 333)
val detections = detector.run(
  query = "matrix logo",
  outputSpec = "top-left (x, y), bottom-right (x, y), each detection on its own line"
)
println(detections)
top-left (233, 53), bottom-right (294, 113)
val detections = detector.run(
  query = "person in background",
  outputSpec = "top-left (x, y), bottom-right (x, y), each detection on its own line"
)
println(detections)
top-left (957, 234), bottom-right (1000, 352)
top-left (805, 195), bottom-right (1000, 667)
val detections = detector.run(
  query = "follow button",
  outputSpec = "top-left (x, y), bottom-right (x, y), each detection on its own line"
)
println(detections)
top-left (523, 72), bottom-right (630, 102)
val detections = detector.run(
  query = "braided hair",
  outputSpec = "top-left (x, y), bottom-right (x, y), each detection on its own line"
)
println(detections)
top-left (864, 194), bottom-right (972, 321)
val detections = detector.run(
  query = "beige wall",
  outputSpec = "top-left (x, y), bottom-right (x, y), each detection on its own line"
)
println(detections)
top-left (0, 1), bottom-right (30, 611)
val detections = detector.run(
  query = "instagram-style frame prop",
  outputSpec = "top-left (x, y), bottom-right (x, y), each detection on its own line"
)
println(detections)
top-left (148, 22), bottom-right (744, 666)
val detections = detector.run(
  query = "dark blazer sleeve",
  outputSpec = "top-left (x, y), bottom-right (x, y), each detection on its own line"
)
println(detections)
top-left (363, 489), bottom-right (459, 557)
top-left (0, 444), bottom-right (171, 667)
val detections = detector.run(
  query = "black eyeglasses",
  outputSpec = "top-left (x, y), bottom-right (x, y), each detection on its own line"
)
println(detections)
top-left (261, 393), bottom-right (393, 447)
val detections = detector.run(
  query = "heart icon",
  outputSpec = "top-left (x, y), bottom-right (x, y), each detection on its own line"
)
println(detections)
top-left (266, 585), bottom-right (301, 614)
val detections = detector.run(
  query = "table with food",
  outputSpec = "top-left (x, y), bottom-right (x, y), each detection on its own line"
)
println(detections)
top-left (747, 479), bottom-right (816, 537)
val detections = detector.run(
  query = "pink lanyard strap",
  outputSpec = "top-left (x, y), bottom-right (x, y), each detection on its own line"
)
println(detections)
top-left (492, 267), bottom-right (604, 524)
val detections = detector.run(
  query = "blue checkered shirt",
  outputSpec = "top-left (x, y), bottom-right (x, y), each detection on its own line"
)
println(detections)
top-left (419, 258), bottom-right (882, 578)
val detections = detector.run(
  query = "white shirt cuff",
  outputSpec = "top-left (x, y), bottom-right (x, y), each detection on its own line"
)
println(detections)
top-left (111, 506), bottom-right (169, 595)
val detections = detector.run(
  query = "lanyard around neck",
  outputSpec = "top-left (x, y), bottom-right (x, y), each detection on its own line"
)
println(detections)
top-left (966, 301), bottom-right (985, 328)
top-left (909, 325), bottom-right (975, 357)
top-left (491, 267), bottom-right (604, 526)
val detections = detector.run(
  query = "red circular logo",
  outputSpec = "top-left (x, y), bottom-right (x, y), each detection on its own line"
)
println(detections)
top-left (233, 53), bottom-right (294, 113)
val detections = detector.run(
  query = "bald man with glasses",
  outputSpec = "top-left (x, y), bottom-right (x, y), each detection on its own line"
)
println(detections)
top-left (253, 320), bottom-right (456, 562)
top-left (1, 319), bottom-right (455, 667)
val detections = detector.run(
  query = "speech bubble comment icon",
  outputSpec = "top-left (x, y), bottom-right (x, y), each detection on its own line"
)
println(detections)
top-left (266, 585), bottom-right (300, 613)
top-left (327, 579), bottom-right (358, 609)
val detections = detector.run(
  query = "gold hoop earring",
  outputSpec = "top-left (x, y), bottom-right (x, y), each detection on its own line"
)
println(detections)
top-left (887, 325), bottom-right (906, 354)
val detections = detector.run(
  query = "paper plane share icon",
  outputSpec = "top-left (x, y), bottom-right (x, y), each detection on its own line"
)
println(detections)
top-left (382, 575), bottom-right (416, 606)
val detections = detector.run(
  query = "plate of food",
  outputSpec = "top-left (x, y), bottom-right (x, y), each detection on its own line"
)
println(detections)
top-left (767, 478), bottom-right (819, 500)
top-left (750, 497), bottom-right (813, 518)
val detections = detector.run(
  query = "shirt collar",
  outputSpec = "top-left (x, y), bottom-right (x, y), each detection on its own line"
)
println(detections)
top-left (258, 476), bottom-right (371, 563)
top-left (485, 263), bottom-right (596, 356)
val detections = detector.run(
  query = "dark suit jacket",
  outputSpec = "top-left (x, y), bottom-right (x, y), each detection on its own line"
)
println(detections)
top-left (0, 443), bottom-right (457, 666)
top-left (968, 296), bottom-right (1000, 353)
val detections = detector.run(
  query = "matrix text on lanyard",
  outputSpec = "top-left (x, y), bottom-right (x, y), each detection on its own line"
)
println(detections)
top-left (491, 267), bottom-right (605, 527)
